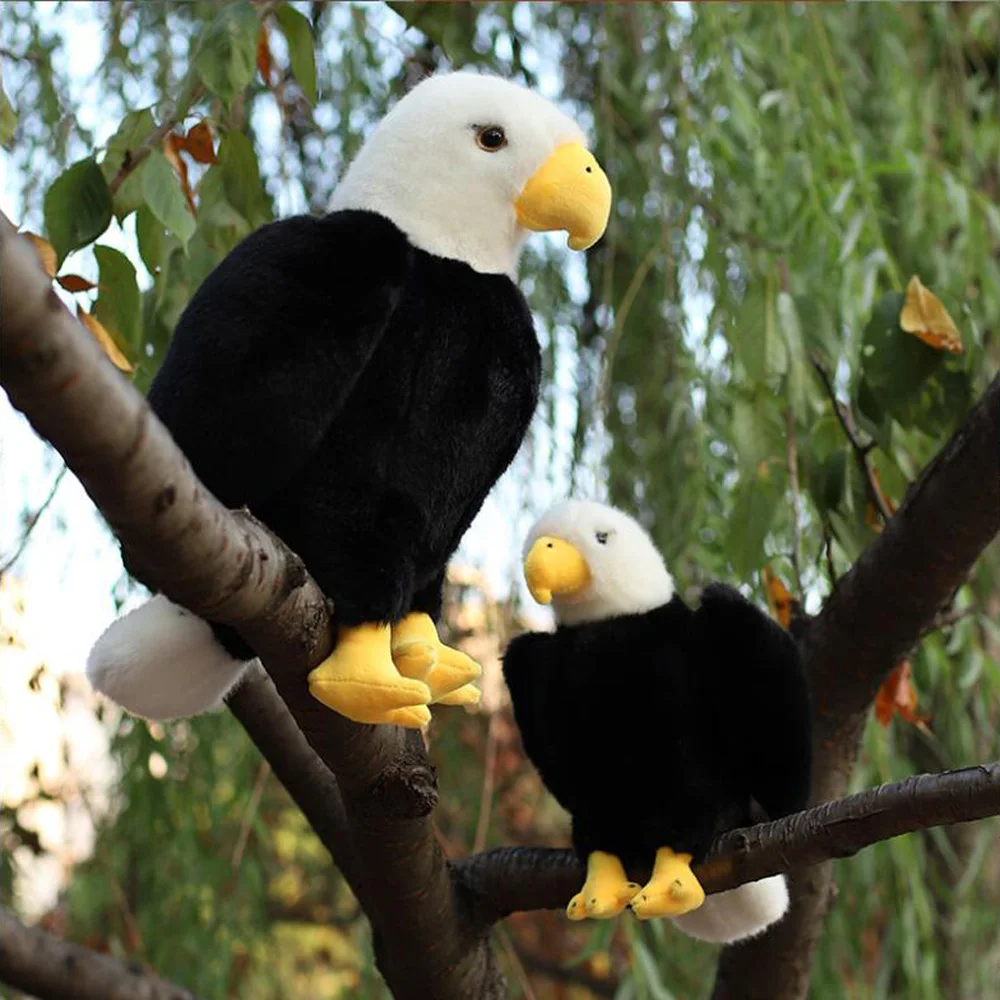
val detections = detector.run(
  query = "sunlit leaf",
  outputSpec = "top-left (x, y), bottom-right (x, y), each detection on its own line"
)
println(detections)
top-left (257, 24), bottom-right (273, 86)
top-left (762, 566), bottom-right (798, 630)
top-left (194, 3), bottom-right (259, 105)
top-left (56, 274), bottom-right (97, 293)
top-left (43, 158), bottom-right (113, 265)
top-left (164, 134), bottom-right (197, 214)
top-left (21, 232), bottom-right (57, 278)
top-left (899, 275), bottom-right (963, 354)
top-left (77, 305), bottom-right (133, 373)
top-left (142, 149), bottom-right (196, 250)
top-left (725, 465), bottom-right (779, 578)
top-left (275, 3), bottom-right (317, 105)
top-left (182, 122), bottom-right (219, 165)
top-left (874, 661), bottom-right (930, 731)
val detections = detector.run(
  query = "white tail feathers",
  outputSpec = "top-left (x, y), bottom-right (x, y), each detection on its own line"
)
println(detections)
top-left (672, 875), bottom-right (789, 944)
top-left (86, 595), bottom-right (250, 720)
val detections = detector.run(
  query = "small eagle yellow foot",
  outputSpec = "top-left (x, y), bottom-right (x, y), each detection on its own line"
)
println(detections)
top-left (629, 847), bottom-right (705, 920)
top-left (566, 851), bottom-right (641, 921)
top-left (391, 613), bottom-right (482, 701)
top-left (308, 623), bottom-right (431, 728)
top-left (434, 682), bottom-right (481, 707)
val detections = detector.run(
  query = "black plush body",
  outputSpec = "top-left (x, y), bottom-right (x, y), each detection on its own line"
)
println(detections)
top-left (503, 585), bottom-right (812, 871)
top-left (149, 211), bottom-right (540, 656)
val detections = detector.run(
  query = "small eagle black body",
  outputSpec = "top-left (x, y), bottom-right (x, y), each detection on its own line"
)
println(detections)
top-left (148, 211), bottom-right (540, 656)
top-left (503, 585), bottom-right (813, 872)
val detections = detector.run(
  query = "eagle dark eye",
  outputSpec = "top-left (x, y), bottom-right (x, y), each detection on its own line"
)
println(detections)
top-left (475, 125), bottom-right (507, 152)
top-left (595, 531), bottom-right (609, 545)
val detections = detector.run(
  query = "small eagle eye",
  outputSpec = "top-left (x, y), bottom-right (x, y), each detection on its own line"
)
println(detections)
top-left (475, 124), bottom-right (507, 152)
top-left (595, 531), bottom-right (609, 545)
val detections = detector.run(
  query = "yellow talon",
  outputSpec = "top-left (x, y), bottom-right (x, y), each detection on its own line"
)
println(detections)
top-left (566, 851), bottom-right (640, 921)
top-left (434, 683), bottom-right (481, 708)
top-left (308, 623), bottom-right (430, 728)
top-left (628, 847), bottom-right (705, 920)
top-left (391, 613), bottom-right (481, 701)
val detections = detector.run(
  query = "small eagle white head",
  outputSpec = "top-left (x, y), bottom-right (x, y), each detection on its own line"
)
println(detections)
top-left (522, 499), bottom-right (676, 626)
top-left (330, 71), bottom-right (611, 275)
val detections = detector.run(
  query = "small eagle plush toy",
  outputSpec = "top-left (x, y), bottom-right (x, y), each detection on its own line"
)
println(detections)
top-left (502, 500), bottom-right (813, 942)
top-left (87, 73), bottom-right (611, 729)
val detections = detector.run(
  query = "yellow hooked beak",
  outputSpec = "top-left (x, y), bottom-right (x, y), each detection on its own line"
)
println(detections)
top-left (515, 143), bottom-right (612, 251)
top-left (523, 536), bottom-right (592, 605)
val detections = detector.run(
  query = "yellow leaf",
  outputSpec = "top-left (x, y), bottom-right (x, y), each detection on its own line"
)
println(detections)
top-left (21, 231), bottom-right (57, 278)
top-left (899, 275), bottom-right (963, 353)
top-left (77, 306), bottom-right (133, 373)
top-left (762, 565), bottom-right (798, 630)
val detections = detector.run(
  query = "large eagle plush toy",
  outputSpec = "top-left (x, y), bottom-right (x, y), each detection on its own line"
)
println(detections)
top-left (502, 500), bottom-right (813, 942)
top-left (87, 74), bottom-right (611, 729)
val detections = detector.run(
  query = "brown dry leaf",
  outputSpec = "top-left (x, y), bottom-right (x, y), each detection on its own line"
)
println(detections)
top-left (22, 231), bottom-right (57, 278)
top-left (164, 134), bottom-right (197, 214)
top-left (183, 121), bottom-right (218, 165)
top-left (762, 565), bottom-right (798, 630)
top-left (899, 275), bottom-right (963, 353)
top-left (864, 465), bottom-right (897, 532)
top-left (257, 24), bottom-right (274, 86)
top-left (56, 274), bottom-right (97, 293)
top-left (77, 306), bottom-right (133, 373)
top-left (874, 661), bottom-right (930, 731)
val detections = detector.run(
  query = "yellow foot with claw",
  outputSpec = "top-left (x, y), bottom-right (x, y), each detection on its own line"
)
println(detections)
top-left (566, 851), bottom-right (641, 921)
top-left (629, 847), bottom-right (705, 919)
top-left (434, 683), bottom-right (481, 707)
top-left (391, 613), bottom-right (482, 702)
top-left (308, 623), bottom-right (431, 728)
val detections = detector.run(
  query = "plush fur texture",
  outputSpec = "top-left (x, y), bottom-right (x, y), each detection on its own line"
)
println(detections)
top-left (331, 72), bottom-right (587, 275)
top-left (503, 501), bottom-right (813, 940)
top-left (86, 596), bottom-right (247, 719)
top-left (525, 499), bottom-right (675, 624)
top-left (672, 875), bottom-right (789, 944)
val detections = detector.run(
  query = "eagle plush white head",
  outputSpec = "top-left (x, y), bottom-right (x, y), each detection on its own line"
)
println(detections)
top-left (522, 499), bottom-right (676, 626)
top-left (330, 72), bottom-right (612, 275)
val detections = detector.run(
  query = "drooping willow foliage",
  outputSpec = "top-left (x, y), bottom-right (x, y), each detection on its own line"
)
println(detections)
top-left (1, 3), bottom-right (998, 998)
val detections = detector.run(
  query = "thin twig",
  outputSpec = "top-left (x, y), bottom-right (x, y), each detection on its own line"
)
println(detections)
top-left (495, 926), bottom-right (539, 1000)
top-left (0, 464), bottom-right (67, 576)
top-left (472, 712), bottom-right (499, 854)
top-left (232, 760), bottom-right (271, 870)
top-left (811, 357), bottom-right (895, 523)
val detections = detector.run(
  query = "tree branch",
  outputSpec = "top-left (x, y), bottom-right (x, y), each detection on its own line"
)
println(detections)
top-left (0, 215), bottom-right (502, 998)
top-left (0, 907), bottom-right (203, 1000)
top-left (452, 762), bottom-right (1000, 920)
top-left (811, 357), bottom-right (894, 524)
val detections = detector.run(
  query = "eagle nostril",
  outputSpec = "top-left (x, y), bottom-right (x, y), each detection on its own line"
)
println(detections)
top-left (585, 166), bottom-right (593, 173)
top-left (546, 542), bottom-right (554, 549)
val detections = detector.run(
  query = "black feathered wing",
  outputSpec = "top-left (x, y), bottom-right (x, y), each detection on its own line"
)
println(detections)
top-left (148, 211), bottom-right (412, 510)
top-left (693, 584), bottom-right (813, 820)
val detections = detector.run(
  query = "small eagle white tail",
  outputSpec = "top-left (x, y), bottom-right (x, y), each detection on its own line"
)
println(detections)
top-left (86, 595), bottom-right (249, 720)
top-left (672, 874), bottom-right (789, 944)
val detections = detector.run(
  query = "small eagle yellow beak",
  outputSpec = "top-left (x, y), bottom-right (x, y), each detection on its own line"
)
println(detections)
top-left (515, 143), bottom-right (611, 251)
top-left (523, 536), bottom-right (592, 605)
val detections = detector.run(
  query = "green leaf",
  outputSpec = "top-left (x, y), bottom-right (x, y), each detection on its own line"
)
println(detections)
top-left (777, 291), bottom-right (810, 421)
top-left (43, 158), bottom-right (113, 266)
top-left (856, 291), bottom-right (943, 427)
top-left (142, 149), bottom-right (195, 250)
top-left (838, 211), bottom-right (864, 263)
top-left (136, 204), bottom-right (166, 276)
top-left (725, 467), bottom-right (779, 578)
top-left (806, 448), bottom-right (847, 513)
top-left (218, 132), bottom-right (271, 228)
top-left (194, 3), bottom-right (259, 105)
top-left (93, 246), bottom-right (141, 348)
top-left (0, 83), bottom-right (16, 149)
top-left (196, 165), bottom-right (252, 252)
top-left (275, 3), bottom-right (317, 105)
top-left (101, 108), bottom-right (156, 221)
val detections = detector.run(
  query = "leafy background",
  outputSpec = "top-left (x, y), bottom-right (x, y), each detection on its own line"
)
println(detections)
top-left (1, 2), bottom-right (998, 998)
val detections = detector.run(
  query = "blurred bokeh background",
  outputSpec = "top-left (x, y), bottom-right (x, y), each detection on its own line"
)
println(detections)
top-left (1, 3), bottom-right (998, 998)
